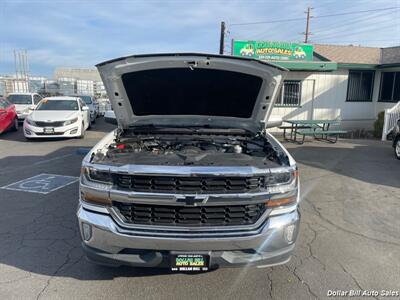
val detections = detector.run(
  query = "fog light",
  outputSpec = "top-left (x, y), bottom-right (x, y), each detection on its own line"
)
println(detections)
top-left (284, 224), bottom-right (296, 243)
top-left (82, 223), bottom-right (92, 241)
top-left (25, 128), bottom-right (31, 135)
top-left (70, 128), bottom-right (78, 134)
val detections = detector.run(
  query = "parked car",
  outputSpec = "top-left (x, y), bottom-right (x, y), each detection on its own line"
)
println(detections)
top-left (97, 98), bottom-right (112, 116)
top-left (77, 54), bottom-right (300, 271)
top-left (71, 95), bottom-right (97, 123)
top-left (392, 118), bottom-right (400, 159)
top-left (0, 98), bottom-right (18, 134)
top-left (104, 109), bottom-right (116, 124)
top-left (6, 92), bottom-right (42, 121)
top-left (23, 96), bottom-right (90, 139)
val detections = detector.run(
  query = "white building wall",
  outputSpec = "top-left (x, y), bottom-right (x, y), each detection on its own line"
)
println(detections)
top-left (270, 68), bottom-right (398, 131)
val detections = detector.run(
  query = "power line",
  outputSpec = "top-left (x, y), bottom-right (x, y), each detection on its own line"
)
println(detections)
top-left (313, 9), bottom-right (400, 35)
top-left (312, 6), bottom-right (399, 19)
top-left (230, 17), bottom-right (304, 27)
top-left (229, 6), bottom-right (399, 27)
top-left (312, 22), bottom-right (399, 42)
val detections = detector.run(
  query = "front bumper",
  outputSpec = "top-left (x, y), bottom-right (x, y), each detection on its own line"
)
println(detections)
top-left (17, 113), bottom-right (29, 120)
top-left (23, 122), bottom-right (81, 138)
top-left (77, 203), bottom-right (300, 268)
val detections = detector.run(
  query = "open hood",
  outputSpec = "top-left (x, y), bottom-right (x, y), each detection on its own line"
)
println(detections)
top-left (96, 53), bottom-right (287, 132)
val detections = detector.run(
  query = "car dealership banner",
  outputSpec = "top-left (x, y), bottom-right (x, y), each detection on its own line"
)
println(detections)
top-left (233, 40), bottom-right (313, 61)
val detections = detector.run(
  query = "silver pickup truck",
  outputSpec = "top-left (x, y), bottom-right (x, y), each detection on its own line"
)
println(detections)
top-left (77, 53), bottom-right (300, 271)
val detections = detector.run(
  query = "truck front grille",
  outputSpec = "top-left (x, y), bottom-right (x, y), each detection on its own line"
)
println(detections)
top-left (114, 174), bottom-right (265, 194)
top-left (113, 202), bottom-right (266, 227)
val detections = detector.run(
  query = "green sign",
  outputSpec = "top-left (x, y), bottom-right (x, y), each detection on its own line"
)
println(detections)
top-left (233, 40), bottom-right (313, 61)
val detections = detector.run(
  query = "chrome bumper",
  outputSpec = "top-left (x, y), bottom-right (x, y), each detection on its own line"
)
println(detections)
top-left (77, 203), bottom-right (300, 268)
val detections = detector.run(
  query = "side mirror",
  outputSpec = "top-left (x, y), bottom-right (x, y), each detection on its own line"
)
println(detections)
top-left (82, 106), bottom-right (89, 111)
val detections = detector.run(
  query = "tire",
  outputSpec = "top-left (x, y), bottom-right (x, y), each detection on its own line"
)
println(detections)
top-left (11, 118), bottom-right (19, 131)
top-left (79, 123), bottom-right (85, 139)
top-left (395, 138), bottom-right (400, 160)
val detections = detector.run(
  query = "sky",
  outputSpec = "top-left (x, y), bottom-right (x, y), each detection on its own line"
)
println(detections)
top-left (1, 0), bottom-right (399, 77)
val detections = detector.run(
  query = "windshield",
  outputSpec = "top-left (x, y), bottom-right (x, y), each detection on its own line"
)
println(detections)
top-left (36, 100), bottom-right (79, 111)
top-left (79, 96), bottom-right (92, 104)
top-left (7, 94), bottom-right (32, 104)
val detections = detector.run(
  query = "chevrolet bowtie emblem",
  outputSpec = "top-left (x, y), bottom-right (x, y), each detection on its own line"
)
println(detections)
top-left (176, 196), bottom-right (207, 205)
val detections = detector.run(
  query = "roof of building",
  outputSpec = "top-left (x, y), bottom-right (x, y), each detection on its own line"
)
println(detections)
top-left (313, 44), bottom-right (381, 64)
top-left (381, 46), bottom-right (400, 64)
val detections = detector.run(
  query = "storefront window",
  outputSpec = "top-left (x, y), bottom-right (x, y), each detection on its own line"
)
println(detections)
top-left (346, 70), bottom-right (374, 102)
top-left (275, 80), bottom-right (301, 107)
top-left (379, 72), bottom-right (400, 103)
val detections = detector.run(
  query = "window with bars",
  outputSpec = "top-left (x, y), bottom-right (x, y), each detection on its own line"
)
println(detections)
top-left (274, 80), bottom-right (301, 107)
top-left (379, 72), bottom-right (400, 103)
top-left (346, 70), bottom-right (374, 102)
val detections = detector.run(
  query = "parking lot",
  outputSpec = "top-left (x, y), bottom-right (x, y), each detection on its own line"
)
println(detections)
top-left (0, 118), bottom-right (399, 300)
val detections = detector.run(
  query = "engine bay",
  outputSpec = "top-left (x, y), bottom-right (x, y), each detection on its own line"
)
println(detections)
top-left (91, 129), bottom-right (288, 168)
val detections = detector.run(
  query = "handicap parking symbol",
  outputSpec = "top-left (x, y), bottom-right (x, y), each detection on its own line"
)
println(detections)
top-left (1, 173), bottom-right (79, 194)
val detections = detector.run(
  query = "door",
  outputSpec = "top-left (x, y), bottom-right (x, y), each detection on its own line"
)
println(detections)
top-left (0, 100), bottom-right (14, 132)
top-left (79, 100), bottom-right (89, 129)
top-left (0, 100), bottom-right (7, 132)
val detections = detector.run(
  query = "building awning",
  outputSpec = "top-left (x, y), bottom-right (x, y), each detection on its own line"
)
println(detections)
top-left (377, 63), bottom-right (400, 69)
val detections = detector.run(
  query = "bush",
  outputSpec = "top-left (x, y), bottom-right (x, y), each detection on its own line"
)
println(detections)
top-left (373, 111), bottom-right (385, 138)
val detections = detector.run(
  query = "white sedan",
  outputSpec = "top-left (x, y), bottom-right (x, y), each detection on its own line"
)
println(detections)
top-left (23, 96), bottom-right (90, 139)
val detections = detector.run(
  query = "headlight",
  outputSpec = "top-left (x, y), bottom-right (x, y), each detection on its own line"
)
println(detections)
top-left (63, 117), bottom-right (78, 126)
top-left (82, 167), bottom-right (112, 184)
top-left (265, 168), bottom-right (298, 207)
top-left (80, 167), bottom-right (112, 206)
top-left (25, 117), bottom-right (37, 126)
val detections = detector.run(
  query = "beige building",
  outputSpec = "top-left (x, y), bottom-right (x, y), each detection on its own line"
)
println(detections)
top-left (54, 68), bottom-right (101, 82)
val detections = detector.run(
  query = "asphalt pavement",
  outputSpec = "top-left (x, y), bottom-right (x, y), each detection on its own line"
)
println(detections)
top-left (0, 118), bottom-right (399, 300)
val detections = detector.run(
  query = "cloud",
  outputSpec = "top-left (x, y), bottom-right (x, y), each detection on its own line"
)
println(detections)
top-left (0, 0), bottom-right (399, 76)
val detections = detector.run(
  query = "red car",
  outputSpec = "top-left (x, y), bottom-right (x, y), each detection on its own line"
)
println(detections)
top-left (0, 98), bottom-right (19, 134)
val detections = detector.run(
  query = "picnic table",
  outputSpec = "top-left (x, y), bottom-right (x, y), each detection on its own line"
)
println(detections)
top-left (280, 119), bottom-right (347, 144)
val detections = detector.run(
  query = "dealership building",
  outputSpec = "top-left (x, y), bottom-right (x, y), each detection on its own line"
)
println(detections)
top-left (232, 41), bottom-right (400, 131)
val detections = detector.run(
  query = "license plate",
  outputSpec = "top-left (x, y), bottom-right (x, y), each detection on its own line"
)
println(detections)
top-left (170, 254), bottom-right (210, 272)
top-left (43, 127), bottom-right (54, 134)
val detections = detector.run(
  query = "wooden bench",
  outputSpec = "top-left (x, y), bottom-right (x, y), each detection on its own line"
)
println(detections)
top-left (296, 129), bottom-right (347, 144)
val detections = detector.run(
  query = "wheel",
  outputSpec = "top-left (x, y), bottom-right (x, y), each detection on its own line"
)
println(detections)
top-left (11, 118), bottom-right (19, 131)
top-left (395, 138), bottom-right (400, 160)
top-left (92, 118), bottom-right (96, 124)
top-left (79, 123), bottom-right (85, 139)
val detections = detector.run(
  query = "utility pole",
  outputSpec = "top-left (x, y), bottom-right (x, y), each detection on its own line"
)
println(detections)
top-left (219, 21), bottom-right (226, 54)
top-left (303, 7), bottom-right (313, 43)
